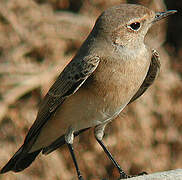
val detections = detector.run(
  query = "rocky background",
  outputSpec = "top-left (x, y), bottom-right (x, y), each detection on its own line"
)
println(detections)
top-left (0, 0), bottom-right (181, 180)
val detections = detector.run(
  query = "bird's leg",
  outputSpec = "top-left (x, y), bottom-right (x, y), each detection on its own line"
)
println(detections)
top-left (94, 124), bottom-right (130, 179)
top-left (65, 127), bottom-right (84, 180)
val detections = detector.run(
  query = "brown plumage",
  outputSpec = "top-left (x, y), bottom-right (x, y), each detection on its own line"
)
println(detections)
top-left (0, 3), bottom-right (176, 179)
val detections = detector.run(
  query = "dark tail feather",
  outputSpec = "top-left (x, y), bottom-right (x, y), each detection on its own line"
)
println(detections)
top-left (1, 146), bottom-right (41, 174)
top-left (1, 128), bottom-right (90, 173)
top-left (42, 135), bottom-right (65, 155)
top-left (42, 127), bottom-right (90, 155)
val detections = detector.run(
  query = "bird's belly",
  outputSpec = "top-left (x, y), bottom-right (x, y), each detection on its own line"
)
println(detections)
top-left (30, 87), bottom-right (129, 152)
top-left (52, 87), bottom-right (127, 131)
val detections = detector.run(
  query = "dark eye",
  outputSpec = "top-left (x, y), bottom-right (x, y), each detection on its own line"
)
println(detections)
top-left (128, 22), bottom-right (141, 31)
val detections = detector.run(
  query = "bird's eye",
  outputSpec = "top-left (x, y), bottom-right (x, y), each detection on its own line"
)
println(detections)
top-left (128, 22), bottom-right (141, 31)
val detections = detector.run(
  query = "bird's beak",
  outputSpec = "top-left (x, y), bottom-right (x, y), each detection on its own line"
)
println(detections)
top-left (153, 10), bottom-right (177, 23)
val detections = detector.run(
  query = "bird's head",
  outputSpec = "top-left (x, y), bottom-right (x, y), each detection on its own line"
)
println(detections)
top-left (93, 4), bottom-right (176, 49)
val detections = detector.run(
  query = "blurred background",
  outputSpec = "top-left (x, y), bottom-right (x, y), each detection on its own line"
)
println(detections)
top-left (0, 0), bottom-right (181, 180)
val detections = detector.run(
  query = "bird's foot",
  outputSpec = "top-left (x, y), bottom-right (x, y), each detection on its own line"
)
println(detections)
top-left (136, 171), bottom-right (148, 176)
top-left (119, 171), bottom-right (148, 179)
top-left (119, 171), bottom-right (131, 179)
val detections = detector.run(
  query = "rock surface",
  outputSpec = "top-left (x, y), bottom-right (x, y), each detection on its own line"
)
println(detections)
top-left (129, 169), bottom-right (182, 180)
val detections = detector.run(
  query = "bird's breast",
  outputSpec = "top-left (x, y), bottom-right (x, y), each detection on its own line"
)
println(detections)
top-left (83, 53), bottom-right (151, 120)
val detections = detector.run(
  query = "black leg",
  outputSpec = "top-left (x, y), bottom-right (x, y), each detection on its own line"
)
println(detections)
top-left (96, 138), bottom-right (131, 179)
top-left (67, 143), bottom-right (84, 180)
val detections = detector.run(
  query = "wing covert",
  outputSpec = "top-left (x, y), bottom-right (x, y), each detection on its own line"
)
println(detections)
top-left (23, 55), bottom-right (100, 148)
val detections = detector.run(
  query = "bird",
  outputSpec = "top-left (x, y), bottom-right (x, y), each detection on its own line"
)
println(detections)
top-left (0, 3), bottom-right (176, 180)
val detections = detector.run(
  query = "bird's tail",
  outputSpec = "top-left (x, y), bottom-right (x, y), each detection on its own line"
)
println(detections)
top-left (0, 145), bottom-right (41, 174)
top-left (1, 128), bottom-right (90, 173)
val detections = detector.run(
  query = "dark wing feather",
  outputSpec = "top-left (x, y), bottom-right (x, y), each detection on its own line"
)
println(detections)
top-left (42, 127), bottom-right (90, 155)
top-left (23, 55), bottom-right (100, 150)
top-left (129, 49), bottom-right (160, 104)
top-left (0, 145), bottom-right (41, 173)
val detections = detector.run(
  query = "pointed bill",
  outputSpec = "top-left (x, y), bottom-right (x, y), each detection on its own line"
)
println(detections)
top-left (153, 10), bottom-right (177, 23)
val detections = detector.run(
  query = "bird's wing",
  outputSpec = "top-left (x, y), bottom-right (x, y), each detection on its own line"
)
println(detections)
top-left (23, 55), bottom-right (100, 149)
top-left (129, 49), bottom-right (160, 104)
